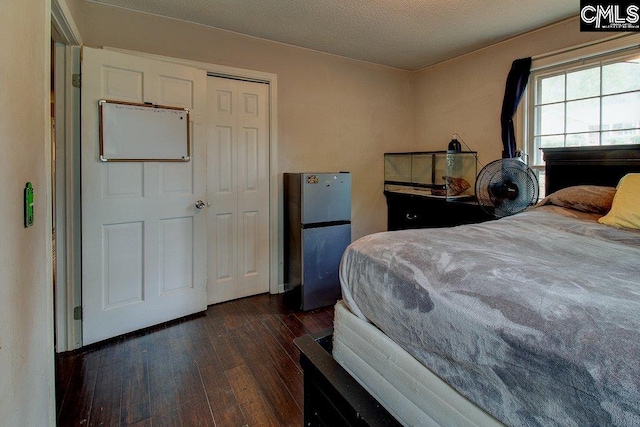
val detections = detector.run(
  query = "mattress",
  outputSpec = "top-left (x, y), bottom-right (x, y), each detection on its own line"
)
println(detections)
top-left (333, 300), bottom-right (504, 426)
top-left (339, 205), bottom-right (640, 426)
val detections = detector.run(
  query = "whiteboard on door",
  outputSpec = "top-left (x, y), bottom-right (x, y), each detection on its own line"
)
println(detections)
top-left (99, 99), bottom-right (190, 162)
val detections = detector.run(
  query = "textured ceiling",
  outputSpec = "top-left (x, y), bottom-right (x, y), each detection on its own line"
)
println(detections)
top-left (88, 0), bottom-right (579, 70)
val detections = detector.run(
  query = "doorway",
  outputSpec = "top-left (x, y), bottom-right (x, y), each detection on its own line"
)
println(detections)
top-left (51, 0), bottom-right (82, 352)
top-left (53, 43), bottom-right (280, 347)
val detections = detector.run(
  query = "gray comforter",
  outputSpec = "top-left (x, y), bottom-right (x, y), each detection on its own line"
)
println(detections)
top-left (340, 206), bottom-right (640, 427)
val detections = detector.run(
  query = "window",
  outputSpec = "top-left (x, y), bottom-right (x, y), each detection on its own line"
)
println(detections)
top-left (523, 36), bottom-right (640, 194)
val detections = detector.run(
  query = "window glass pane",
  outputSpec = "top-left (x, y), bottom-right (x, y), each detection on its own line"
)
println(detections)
top-left (601, 130), bottom-right (640, 145)
top-left (538, 74), bottom-right (564, 104)
top-left (566, 132), bottom-right (599, 146)
top-left (532, 137), bottom-right (543, 165)
top-left (566, 67), bottom-right (600, 100)
top-left (566, 98), bottom-right (600, 133)
top-left (535, 104), bottom-right (564, 135)
top-left (537, 135), bottom-right (564, 148)
top-left (533, 136), bottom-right (563, 165)
top-left (537, 170), bottom-right (546, 198)
top-left (602, 60), bottom-right (640, 95)
top-left (602, 92), bottom-right (640, 131)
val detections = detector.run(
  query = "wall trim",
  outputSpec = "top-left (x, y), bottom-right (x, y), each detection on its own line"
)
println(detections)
top-left (531, 33), bottom-right (640, 71)
top-left (51, 0), bottom-right (82, 45)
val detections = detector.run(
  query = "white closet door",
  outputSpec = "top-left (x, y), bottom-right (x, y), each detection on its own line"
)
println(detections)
top-left (81, 47), bottom-right (207, 345)
top-left (206, 77), bottom-right (270, 304)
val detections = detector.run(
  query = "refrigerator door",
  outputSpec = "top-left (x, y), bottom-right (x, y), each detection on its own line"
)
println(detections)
top-left (302, 223), bottom-right (351, 310)
top-left (301, 173), bottom-right (351, 224)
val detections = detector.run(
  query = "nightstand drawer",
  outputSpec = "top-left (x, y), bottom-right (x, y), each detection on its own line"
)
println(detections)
top-left (385, 191), bottom-right (493, 230)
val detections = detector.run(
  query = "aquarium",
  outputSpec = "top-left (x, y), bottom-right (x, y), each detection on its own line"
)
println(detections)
top-left (384, 151), bottom-right (478, 199)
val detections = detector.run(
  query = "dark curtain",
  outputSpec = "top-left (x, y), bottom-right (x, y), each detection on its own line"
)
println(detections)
top-left (500, 57), bottom-right (532, 158)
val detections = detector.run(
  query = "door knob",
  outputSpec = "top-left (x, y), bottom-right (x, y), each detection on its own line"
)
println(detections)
top-left (195, 200), bottom-right (206, 209)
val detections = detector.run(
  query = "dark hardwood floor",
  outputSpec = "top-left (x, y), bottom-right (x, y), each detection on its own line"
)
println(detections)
top-left (55, 293), bottom-right (334, 426)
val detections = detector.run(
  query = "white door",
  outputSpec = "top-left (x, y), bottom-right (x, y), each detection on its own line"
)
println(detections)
top-left (81, 47), bottom-right (207, 345)
top-left (206, 77), bottom-right (270, 304)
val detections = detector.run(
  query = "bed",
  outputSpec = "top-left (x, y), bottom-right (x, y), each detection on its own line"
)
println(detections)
top-left (295, 145), bottom-right (640, 427)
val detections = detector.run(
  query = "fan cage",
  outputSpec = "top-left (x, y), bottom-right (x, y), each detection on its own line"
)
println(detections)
top-left (475, 159), bottom-right (539, 218)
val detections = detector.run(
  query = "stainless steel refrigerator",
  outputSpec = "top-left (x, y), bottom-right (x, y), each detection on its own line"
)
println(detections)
top-left (284, 172), bottom-right (351, 311)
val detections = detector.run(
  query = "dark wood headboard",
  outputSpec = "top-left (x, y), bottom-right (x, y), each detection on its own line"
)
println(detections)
top-left (542, 144), bottom-right (640, 195)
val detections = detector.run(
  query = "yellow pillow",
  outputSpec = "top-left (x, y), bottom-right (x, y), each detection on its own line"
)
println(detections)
top-left (598, 173), bottom-right (640, 229)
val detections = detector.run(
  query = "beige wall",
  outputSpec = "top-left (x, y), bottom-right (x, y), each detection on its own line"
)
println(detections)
top-left (412, 17), bottom-right (613, 166)
top-left (0, 0), bottom-right (54, 425)
top-left (76, 6), bottom-right (619, 288)
top-left (79, 7), bottom-right (615, 243)
top-left (79, 2), bottom-right (414, 243)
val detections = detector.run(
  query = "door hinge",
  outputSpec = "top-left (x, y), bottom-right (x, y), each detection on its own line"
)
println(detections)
top-left (72, 73), bottom-right (81, 88)
top-left (73, 306), bottom-right (82, 320)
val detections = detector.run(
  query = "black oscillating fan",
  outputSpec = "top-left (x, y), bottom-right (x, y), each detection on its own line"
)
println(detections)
top-left (475, 158), bottom-right (539, 218)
